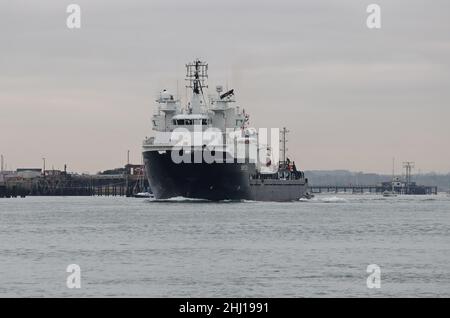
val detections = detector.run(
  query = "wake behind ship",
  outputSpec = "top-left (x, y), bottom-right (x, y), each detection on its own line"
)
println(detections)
top-left (142, 59), bottom-right (308, 201)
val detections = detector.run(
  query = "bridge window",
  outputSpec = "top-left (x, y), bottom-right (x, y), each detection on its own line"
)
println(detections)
top-left (174, 119), bottom-right (208, 125)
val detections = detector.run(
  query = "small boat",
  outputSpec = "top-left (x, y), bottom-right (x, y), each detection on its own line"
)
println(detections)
top-left (383, 190), bottom-right (397, 197)
top-left (132, 155), bottom-right (153, 198)
top-left (134, 192), bottom-right (154, 198)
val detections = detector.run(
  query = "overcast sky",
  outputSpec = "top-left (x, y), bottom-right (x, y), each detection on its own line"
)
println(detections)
top-left (1, 0), bottom-right (449, 174)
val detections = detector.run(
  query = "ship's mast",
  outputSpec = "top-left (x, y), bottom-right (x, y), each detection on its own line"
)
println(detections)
top-left (185, 59), bottom-right (208, 114)
top-left (280, 127), bottom-right (289, 165)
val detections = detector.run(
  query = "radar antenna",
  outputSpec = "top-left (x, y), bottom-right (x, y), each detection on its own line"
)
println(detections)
top-left (185, 59), bottom-right (208, 113)
top-left (185, 59), bottom-right (208, 94)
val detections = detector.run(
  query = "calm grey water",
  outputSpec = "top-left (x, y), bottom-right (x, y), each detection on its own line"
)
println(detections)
top-left (0, 194), bottom-right (449, 297)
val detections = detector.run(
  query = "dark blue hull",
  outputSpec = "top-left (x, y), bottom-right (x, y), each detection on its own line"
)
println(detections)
top-left (143, 150), bottom-right (308, 201)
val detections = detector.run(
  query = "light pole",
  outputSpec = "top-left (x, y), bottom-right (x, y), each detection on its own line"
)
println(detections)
top-left (42, 157), bottom-right (46, 177)
top-left (126, 150), bottom-right (130, 196)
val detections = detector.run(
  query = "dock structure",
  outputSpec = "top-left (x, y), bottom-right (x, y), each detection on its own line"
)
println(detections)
top-left (309, 185), bottom-right (379, 194)
top-left (0, 183), bottom-right (27, 198)
top-left (0, 164), bottom-right (149, 198)
top-left (309, 184), bottom-right (438, 195)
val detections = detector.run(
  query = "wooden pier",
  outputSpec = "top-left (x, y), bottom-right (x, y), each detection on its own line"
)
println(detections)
top-left (0, 164), bottom-right (149, 198)
top-left (0, 184), bottom-right (27, 198)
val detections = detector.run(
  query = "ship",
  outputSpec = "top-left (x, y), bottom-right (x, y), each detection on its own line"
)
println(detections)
top-left (142, 59), bottom-right (308, 201)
